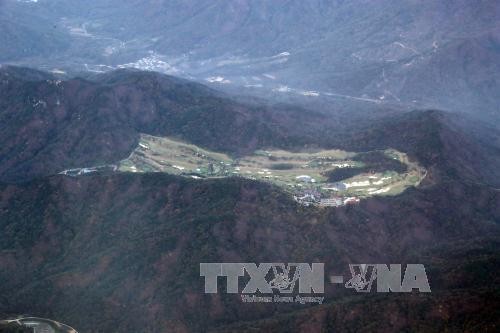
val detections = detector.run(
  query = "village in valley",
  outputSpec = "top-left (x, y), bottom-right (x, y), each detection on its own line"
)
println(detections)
top-left (105, 134), bottom-right (427, 207)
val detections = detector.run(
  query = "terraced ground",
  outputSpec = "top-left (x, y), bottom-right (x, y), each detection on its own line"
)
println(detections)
top-left (117, 134), bottom-right (426, 203)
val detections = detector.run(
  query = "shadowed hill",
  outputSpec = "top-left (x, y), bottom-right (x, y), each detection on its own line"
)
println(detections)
top-left (0, 172), bottom-right (498, 332)
top-left (0, 68), bottom-right (500, 331)
top-left (0, 67), bottom-right (327, 182)
top-left (2, 67), bottom-right (500, 189)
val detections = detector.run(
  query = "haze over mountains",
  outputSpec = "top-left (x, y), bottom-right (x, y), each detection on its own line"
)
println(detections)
top-left (1, 0), bottom-right (499, 120)
top-left (0, 1), bottom-right (499, 332)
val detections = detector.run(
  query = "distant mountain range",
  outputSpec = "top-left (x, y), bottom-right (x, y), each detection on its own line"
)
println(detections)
top-left (1, 0), bottom-right (498, 120)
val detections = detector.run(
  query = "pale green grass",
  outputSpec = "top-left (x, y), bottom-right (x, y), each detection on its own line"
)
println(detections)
top-left (118, 134), bottom-right (426, 198)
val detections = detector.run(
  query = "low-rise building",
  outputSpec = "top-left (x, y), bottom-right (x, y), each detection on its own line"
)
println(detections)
top-left (319, 197), bottom-right (343, 207)
top-left (322, 182), bottom-right (347, 191)
top-left (296, 175), bottom-right (315, 183)
top-left (344, 197), bottom-right (360, 205)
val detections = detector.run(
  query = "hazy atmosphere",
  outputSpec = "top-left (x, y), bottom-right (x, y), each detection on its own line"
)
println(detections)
top-left (0, 1), bottom-right (499, 332)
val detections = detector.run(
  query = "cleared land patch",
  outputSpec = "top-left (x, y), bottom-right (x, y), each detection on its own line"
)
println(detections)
top-left (116, 134), bottom-right (426, 206)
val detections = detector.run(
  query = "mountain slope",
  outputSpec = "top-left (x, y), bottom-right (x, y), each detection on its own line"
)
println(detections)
top-left (0, 172), bottom-right (499, 332)
top-left (0, 67), bottom-right (499, 331)
top-left (1, 0), bottom-right (498, 119)
top-left (0, 166), bottom-right (500, 331)
top-left (2, 68), bottom-right (500, 189)
top-left (0, 67), bottom-right (328, 182)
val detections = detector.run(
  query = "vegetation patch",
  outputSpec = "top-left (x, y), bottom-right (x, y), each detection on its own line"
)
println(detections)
top-left (114, 134), bottom-right (427, 207)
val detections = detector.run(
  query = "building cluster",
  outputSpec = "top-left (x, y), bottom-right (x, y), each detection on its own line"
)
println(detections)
top-left (293, 189), bottom-right (360, 207)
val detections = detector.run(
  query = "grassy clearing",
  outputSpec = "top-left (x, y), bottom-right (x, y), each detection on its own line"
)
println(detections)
top-left (118, 134), bottom-right (426, 201)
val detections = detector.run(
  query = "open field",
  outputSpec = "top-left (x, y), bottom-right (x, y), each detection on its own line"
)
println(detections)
top-left (116, 134), bottom-right (426, 206)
